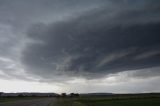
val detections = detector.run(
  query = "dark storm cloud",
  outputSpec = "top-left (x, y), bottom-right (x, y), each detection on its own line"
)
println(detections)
top-left (0, 0), bottom-right (106, 80)
top-left (22, 0), bottom-right (160, 79)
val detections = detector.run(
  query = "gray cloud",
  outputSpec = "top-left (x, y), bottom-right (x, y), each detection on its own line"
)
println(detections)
top-left (0, 0), bottom-right (106, 29)
top-left (128, 67), bottom-right (160, 79)
top-left (0, 0), bottom-right (106, 81)
top-left (21, 0), bottom-right (160, 80)
top-left (0, 0), bottom-right (160, 93)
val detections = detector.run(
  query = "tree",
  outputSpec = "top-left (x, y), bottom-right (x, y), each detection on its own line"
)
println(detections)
top-left (61, 93), bottom-right (67, 97)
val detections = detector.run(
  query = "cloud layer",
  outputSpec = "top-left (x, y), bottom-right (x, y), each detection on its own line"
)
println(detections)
top-left (21, 0), bottom-right (160, 80)
top-left (0, 0), bottom-right (160, 93)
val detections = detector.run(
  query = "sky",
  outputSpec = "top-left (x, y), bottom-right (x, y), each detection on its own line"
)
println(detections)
top-left (0, 0), bottom-right (160, 93)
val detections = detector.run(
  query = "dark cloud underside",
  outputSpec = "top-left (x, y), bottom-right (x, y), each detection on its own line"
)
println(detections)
top-left (22, 0), bottom-right (160, 79)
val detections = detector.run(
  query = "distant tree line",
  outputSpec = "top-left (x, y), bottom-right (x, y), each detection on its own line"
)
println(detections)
top-left (60, 93), bottom-right (79, 97)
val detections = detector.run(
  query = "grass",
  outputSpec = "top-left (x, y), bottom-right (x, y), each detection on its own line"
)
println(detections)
top-left (53, 94), bottom-right (160, 106)
top-left (0, 97), bottom-right (47, 103)
top-left (53, 98), bottom-right (86, 106)
top-left (79, 98), bottom-right (160, 106)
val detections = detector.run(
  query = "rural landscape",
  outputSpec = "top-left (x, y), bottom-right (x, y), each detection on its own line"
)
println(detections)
top-left (0, 92), bottom-right (160, 106)
top-left (0, 0), bottom-right (160, 105)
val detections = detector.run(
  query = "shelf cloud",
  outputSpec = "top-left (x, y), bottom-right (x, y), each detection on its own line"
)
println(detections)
top-left (21, 0), bottom-right (160, 80)
top-left (0, 0), bottom-right (160, 93)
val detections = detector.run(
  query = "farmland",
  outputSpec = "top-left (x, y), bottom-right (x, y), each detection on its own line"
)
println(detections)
top-left (54, 93), bottom-right (160, 106)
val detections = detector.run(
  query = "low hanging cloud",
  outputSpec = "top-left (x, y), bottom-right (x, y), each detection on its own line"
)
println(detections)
top-left (21, 0), bottom-right (160, 80)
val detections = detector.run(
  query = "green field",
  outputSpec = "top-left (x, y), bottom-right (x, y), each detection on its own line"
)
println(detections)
top-left (79, 98), bottom-right (160, 106)
top-left (53, 94), bottom-right (160, 106)
top-left (0, 97), bottom-right (46, 103)
top-left (1, 94), bottom-right (160, 106)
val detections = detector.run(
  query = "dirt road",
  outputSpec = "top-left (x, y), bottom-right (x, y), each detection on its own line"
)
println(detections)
top-left (0, 98), bottom-right (54, 106)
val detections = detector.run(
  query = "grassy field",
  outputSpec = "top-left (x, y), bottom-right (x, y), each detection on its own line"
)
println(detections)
top-left (53, 94), bottom-right (160, 106)
top-left (0, 97), bottom-right (47, 103)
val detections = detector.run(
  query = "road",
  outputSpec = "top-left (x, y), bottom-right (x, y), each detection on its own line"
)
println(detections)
top-left (0, 98), bottom-right (55, 106)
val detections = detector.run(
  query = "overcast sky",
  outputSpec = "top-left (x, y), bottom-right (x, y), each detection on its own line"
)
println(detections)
top-left (0, 0), bottom-right (160, 93)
